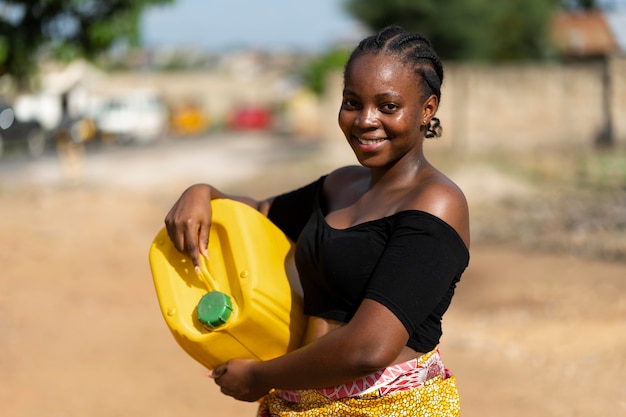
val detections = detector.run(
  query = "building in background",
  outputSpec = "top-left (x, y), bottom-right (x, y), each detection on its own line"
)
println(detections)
top-left (551, 9), bottom-right (626, 58)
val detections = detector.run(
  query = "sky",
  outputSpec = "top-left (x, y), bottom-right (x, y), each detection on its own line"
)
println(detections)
top-left (140, 0), bottom-right (366, 52)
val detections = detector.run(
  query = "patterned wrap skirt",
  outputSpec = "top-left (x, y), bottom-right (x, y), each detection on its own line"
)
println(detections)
top-left (257, 348), bottom-right (460, 417)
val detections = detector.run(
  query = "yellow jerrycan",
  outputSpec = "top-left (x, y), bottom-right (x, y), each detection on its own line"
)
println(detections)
top-left (149, 199), bottom-right (306, 370)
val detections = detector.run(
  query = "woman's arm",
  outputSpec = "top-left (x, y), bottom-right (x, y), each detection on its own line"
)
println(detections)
top-left (210, 298), bottom-right (410, 402)
top-left (165, 175), bottom-right (327, 270)
top-left (164, 183), bottom-right (273, 271)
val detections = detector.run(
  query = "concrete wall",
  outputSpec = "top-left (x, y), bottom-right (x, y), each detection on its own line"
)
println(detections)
top-left (106, 56), bottom-right (626, 153)
top-left (323, 56), bottom-right (626, 153)
top-left (611, 57), bottom-right (626, 148)
top-left (440, 58), bottom-right (625, 153)
top-left (101, 71), bottom-right (287, 126)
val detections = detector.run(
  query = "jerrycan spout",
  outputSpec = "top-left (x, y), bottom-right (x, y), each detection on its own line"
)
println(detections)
top-left (197, 290), bottom-right (234, 330)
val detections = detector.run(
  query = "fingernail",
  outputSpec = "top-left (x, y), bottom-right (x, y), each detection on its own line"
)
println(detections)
top-left (195, 265), bottom-right (201, 275)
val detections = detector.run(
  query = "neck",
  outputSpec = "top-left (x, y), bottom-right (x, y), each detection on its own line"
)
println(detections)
top-left (369, 153), bottom-right (426, 189)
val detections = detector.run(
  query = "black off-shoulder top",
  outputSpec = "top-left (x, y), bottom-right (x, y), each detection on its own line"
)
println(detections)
top-left (268, 176), bottom-right (469, 352)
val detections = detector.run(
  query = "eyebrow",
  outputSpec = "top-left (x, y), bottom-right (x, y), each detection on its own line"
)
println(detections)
top-left (342, 88), bottom-right (403, 100)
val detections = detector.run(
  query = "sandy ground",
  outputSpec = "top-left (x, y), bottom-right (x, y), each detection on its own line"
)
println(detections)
top-left (1, 134), bottom-right (625, 417)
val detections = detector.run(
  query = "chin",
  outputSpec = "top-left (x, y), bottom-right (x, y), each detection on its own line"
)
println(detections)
top-left (354, 155), bottom-right (384, 169)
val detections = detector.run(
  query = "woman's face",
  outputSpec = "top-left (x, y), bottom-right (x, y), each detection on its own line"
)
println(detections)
top-left (338, 53), bottom-right (436, 169)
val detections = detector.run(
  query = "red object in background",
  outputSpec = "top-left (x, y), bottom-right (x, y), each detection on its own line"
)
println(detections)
top-left (227, 106), bottom-right (273, 130)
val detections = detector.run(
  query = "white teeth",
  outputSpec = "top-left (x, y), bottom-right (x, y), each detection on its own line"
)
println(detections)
top-left (358, 138), bottom-right (384, 145)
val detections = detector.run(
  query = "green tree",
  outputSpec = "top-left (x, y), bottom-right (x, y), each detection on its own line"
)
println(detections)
top-left (0, 0), bottom-right (172, 90)
top-left (302, 48), bottom-right (351, 95)
top-left (343, 0), bottom-right (560, 61)
top-left (562, 0), bottom-right (626, 10)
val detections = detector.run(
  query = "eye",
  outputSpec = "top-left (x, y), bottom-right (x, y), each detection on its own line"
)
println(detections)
top-left (380, 103), bottom-right (399, 113)
top-left (341, 98), bottom-right (360, 110)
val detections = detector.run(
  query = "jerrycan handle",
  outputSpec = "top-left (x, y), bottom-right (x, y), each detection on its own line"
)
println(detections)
top-left (196, 290), bottom-right (233, 329)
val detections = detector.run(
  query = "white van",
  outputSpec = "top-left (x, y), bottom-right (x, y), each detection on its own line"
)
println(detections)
top-left (95, 89), bottom-right (168, 144)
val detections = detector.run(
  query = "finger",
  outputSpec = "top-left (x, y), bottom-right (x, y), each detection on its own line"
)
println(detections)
top-left (183, 223), bottom-right (201, 269)
top-left (167, 226), bottom-right (187, 256)
top-left (164, 214), bottom-right (189, 256)
top-left (211, 364), bottom-right (227, 379)
top-left (164, 209), bottom-right (180, 249)
top-left (198, 223), bottom-right (210, 259)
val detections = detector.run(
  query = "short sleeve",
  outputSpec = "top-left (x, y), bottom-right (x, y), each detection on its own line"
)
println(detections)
top-left (267, 176), bottom-right (326, 242)
top-left (363, 211), bottom-right (469, 335)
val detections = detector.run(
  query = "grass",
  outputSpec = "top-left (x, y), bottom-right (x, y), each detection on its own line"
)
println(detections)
top-left (459, 147), bottom-right (626, 262)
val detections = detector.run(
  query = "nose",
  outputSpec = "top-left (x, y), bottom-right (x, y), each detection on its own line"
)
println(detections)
top-left (355, 107), bottom-right (380, 128)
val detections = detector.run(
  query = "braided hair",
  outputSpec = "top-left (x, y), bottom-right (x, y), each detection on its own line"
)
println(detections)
top-left (345, 26), bottom-right (444, 139)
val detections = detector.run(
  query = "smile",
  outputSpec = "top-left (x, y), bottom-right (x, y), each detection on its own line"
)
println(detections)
top-left (356, 137), bottom-right (386, 145)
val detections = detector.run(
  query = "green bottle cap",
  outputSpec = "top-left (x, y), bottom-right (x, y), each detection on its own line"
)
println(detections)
top-left (196, 291), bottom-right (233, 329)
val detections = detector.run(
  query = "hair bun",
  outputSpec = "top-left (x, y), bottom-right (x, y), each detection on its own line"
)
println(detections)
top-left (425, 117), bottom-right (442, 139)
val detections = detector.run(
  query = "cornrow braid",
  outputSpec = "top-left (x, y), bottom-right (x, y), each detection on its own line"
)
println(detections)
top-left (345, 26), bottom-right (444, 139)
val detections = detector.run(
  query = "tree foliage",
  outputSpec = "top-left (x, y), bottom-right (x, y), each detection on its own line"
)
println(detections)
top-left (0, 0), bottom-right (172, 89)
top-left (302, 48), bottom-right (351, 95)
top-left (343, 0), bottom-right (561, 62)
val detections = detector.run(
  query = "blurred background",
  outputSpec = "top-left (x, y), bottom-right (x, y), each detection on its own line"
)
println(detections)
top-left (0, 1), bottom-right (625, 416)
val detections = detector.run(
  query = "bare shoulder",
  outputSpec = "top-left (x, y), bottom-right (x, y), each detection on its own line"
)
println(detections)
top-left (325, 165), bottom-right (368, 185)
top-left (323, 165), bottom-right (368, 195)
top-left (408, 171), bottom-right (470, 247)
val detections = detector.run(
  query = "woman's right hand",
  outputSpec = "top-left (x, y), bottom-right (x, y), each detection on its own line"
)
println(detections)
top-left (164, 183), bottom-right (215, 271)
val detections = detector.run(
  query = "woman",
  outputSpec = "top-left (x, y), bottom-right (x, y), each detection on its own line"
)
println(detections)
top-left (165, 26), bottom-right (470, 416)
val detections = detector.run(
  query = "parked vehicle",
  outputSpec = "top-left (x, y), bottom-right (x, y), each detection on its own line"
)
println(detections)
top-left (0, 102), bottom-right (47, 159)
top-left (227, 105), bottom-right (273, 131)
top-left (94, 89), bottom-right (168, 144)
top-left (169, 101), bottom-right (210, 137)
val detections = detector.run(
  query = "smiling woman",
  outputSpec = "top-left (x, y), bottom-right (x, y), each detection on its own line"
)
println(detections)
top-left (163, 26), bottom-right (469, 417)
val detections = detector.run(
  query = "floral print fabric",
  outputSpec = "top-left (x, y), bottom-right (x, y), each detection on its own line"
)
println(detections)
top-left (258, 348), bottom-right (460, 417)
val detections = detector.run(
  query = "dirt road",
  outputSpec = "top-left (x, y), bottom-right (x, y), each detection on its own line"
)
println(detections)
top-left (1, 133), bottom-right (624, 416)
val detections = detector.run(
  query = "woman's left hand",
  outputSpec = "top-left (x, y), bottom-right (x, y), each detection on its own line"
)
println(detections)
top-left (209, 359), bottom-right (269, 402)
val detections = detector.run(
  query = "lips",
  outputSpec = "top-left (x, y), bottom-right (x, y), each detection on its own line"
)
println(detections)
top-left (355, 136), bottom-right (386, 146)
